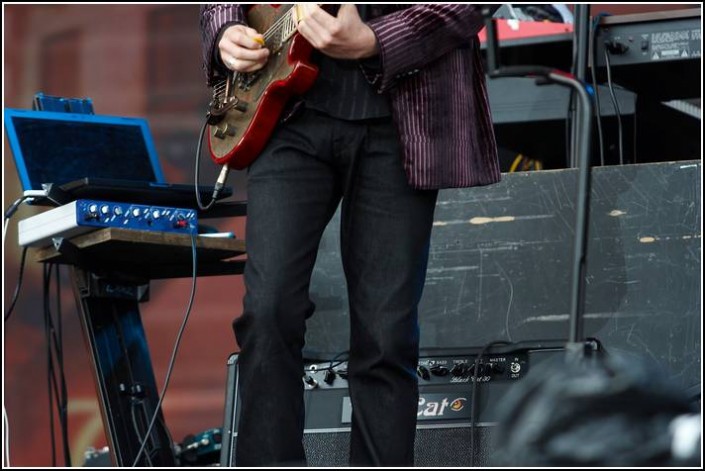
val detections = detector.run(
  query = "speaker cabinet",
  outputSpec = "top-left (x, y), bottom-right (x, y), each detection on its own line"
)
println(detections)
top-left (221, 343), bottom-right (578, 467)
top-left (299, 423), bottom-right (495, 467)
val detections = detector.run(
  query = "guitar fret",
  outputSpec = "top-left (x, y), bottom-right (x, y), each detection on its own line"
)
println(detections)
top-left (282, 8), bottom-right (296, 42)
top-left (261, 4), bottom-right (297, 50)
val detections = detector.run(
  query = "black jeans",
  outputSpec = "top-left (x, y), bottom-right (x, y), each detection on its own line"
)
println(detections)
top-left (234, 108), bottom-right (438, 466)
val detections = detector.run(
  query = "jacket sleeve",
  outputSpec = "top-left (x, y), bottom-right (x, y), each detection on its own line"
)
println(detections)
top-left (360, 4), bottom-right (485, 93)
top-left (200, 4), bottom-right (247, 86)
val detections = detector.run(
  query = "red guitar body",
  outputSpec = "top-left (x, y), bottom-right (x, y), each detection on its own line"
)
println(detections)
top-left (207, 4), bottom-right (318, 169)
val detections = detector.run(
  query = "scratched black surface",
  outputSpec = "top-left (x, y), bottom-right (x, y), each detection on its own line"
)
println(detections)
top-left (306, 161), bottom-right (701, 392)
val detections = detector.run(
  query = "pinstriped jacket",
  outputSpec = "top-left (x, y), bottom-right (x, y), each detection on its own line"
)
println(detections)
top-left (200, 4), bottom-right (500, 190)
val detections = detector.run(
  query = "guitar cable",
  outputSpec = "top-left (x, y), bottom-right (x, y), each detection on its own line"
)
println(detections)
top-left (194, 118), bottom-right (230, 212)
top-left (131, 232), bottom-right (198, 467)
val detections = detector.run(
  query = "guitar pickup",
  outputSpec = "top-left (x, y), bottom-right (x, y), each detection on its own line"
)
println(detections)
top-left (214, 123), bottom-right (237, 139)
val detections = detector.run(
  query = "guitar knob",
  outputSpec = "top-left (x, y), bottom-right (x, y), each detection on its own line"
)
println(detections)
top-left (214, 123), bottom-right (237, 139)
top-left (234, 101), bottom-right (248, 112)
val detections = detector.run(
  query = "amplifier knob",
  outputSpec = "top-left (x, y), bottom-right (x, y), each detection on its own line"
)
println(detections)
top-left (430, 365), bottom-right (449, 376)
top-left (489, 363), bottom-right (505, 374)
top-left (451, 363), bottom-right (468, 377)
top-left (416, 365), bottom-right (431, 381)
top-left (303, 375), bottom-right (318, 389)
top-left (174, 214), bottom-right (188, 229)
top-left (324, 369), bottom-right (336, 385)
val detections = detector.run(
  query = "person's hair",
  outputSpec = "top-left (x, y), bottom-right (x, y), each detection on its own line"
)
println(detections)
top-left (492, 352), bottom-right (700, 466)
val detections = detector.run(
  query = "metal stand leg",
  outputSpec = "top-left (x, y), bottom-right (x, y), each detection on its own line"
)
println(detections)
top-left (70, 267), bottom-right (175, 467)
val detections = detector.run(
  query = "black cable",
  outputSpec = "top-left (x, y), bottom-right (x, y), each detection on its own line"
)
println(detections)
top-left (632, 106), bottom-right (638, 164)
top-left (590, 16), bottom-right (606, 166)
top-left (193, 119), bottom-right (228, 211)
top-left (327, 350), bottom-right (349, 372)
top-left (4, 193), bottom-right (60, 221)
top-left (5, 193), bottom-right (71, 465)
top-left (469, 340), bottom-right (512, 467)
top-left (131, 232), bottom-right (198, 467)
top-left (130, 401), bottom-right (155, 467)
top-left (4, 196), bottom-right (30, 220)
top-left (54, 264), bottom-right (71, 467)
top-left (5, 193), bottom-right (54, 322)
top-left (4, 247), bottom-right (28, 322)
top-left (194, 119), bottom-right (214, 211)
top-left (564, 4), bottom-right (581, 169)
top-left (603, 48), bottom-right (624, 165)
top-left (42, 263), bottom-right (72, 467)
top-left (318, 350), bottom-right (350, 382)
top-left (43, 264), bottom-right (57, 467)
top-left (565, 90), bottom-right (574, 167)
top-left (303, 351), bottom-right (349, 373)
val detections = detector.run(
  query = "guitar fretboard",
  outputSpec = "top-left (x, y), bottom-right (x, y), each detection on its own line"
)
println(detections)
top-left (262, 5), bottom-right (300, 51)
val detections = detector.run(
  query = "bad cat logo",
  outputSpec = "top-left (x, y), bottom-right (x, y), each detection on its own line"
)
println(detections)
top-left (418, 396), bottom-right (467, 417)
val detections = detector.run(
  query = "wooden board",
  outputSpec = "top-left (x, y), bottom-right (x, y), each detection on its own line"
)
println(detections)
top-left (32, 227), bottom-right (246, 278)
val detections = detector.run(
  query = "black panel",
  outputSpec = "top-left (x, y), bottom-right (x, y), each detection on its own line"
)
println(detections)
top-left (306, 161), bottom-right (701, 393)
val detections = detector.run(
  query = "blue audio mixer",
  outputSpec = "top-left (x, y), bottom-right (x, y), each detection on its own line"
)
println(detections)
top-left (18, 199), bottom-right (198, 247)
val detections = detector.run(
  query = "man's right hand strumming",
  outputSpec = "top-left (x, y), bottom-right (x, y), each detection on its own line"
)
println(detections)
top-left (218, 24), bottom-right (269, 73)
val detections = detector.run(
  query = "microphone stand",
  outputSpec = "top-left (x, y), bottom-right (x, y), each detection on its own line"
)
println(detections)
top-left (481, 6), bottom-right (594, 362)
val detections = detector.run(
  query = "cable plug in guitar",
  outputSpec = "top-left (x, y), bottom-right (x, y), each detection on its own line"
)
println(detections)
top-left (195, 110), bottom-right (230, 212)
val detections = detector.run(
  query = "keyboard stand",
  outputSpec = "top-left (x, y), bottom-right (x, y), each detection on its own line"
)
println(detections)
top-left (33, 228), bottom-right (246, 466)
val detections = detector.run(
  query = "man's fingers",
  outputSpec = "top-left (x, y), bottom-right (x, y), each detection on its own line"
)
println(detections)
top-left (232, 31), bottom-right (266, 50)
top-left (307, 4), bottom-right (338, 31)
top-left (297, 19), bottom-right (325, 49)
top-left (221, 41), bottom-right (269, 62)
top-left (336, 4), bottom-right (360, 19)
top-left (224, 25), bottom-right (265, 50)
top-left (223, 56), bottom-right (267, 72)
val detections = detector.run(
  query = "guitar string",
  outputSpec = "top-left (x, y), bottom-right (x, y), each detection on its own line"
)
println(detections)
top-left (216, 6), bottom-right (298, 102)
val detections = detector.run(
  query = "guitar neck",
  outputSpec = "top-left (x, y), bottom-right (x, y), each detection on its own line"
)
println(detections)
top-left (261, 4), bottom-right (306, 50)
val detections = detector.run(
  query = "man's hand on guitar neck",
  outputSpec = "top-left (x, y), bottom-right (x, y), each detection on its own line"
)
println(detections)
top-left (297, 4), bottom-right (378, 60)
top-left (219, 24), bottom-right (269, 73)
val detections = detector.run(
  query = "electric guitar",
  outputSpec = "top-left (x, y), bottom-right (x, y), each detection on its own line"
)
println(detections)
top-left (206, 4), bottom-right (319, 169)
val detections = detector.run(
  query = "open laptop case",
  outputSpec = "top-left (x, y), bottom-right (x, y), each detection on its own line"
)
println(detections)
top-left (4, 108), bottom-right (232, 208)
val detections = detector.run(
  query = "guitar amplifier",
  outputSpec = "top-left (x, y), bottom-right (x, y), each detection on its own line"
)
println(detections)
top-left (220, 341), bottom-right (587, 467)
top-left (594, 8), bottom-right (701, 101)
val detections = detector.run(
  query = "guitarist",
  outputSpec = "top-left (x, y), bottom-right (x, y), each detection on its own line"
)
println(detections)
top-left (200, 4), bottom-right (500, 466)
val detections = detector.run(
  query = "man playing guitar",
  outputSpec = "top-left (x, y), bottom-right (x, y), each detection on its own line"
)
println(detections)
top-left (200, 4), bottom-right (500, 466)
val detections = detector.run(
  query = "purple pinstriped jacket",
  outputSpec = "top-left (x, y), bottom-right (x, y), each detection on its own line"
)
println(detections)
top-left (200, 4), bottom-right (500, 190)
